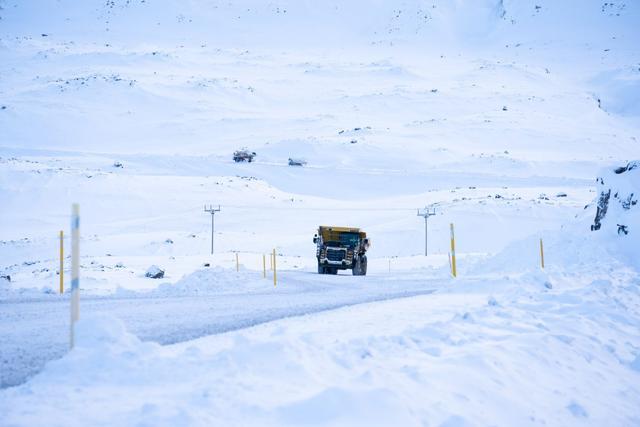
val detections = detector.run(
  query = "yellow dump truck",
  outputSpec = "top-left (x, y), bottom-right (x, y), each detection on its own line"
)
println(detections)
top-left (313, 226), bottom-right (370, 275)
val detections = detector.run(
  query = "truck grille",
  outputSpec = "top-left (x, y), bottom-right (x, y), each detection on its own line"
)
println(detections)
top-left (326, 248), bottom-right (345, 262)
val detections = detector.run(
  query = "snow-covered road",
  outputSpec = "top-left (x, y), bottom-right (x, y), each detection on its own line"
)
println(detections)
top-left (2, 262), bottom-right (639, 427)
top-left (0, 269), bottom-right (439, 388)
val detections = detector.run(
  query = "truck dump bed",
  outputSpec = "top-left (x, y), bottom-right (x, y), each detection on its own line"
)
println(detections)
top-left (318, 226), bottom-right (367, 242)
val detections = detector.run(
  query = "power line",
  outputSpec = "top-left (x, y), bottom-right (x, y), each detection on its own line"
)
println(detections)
top-left (220, 205), bottom-right (417, 211)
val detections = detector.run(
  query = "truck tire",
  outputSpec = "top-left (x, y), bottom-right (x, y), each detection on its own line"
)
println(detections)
top-left (352, 262), bottom-right (360, 276)
top-left (352, 256), bottom-right (367, 276)
top-left (352, 257), bottom-right (362, 275)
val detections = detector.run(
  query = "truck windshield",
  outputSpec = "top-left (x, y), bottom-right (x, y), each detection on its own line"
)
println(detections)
top-left (339, 233), bottom-right (360, 247)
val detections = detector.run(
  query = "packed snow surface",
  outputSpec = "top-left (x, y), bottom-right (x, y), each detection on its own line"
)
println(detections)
top-left (1, 0), bottom-right (640, 425)
top-left (1, 246), bottom-right (639, 426)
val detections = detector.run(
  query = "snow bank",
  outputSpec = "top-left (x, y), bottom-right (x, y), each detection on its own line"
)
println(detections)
top-left (73, 314), bottom-right (143, 350)
top-left (2, 272), bottom-right (639, 426)
top-left (0, 281), bottom-right (63, 301)
top-left (149, 267), bottom-right (270, 297)
top-left (471, 162), bottom-right (640, 276)
top-left (1, 313), bottom-right (416, 426)
top-left (28, 315), bottom-right (160, 386)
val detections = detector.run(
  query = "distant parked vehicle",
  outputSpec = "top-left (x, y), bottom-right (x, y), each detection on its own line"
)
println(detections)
top-left (288, 157), bottom-right (307, 166)
top-left (233, 149), bottom-right (256, 162)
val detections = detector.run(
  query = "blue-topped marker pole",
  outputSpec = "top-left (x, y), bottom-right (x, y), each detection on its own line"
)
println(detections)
top-left (70, 204), bottom-right (80, 349)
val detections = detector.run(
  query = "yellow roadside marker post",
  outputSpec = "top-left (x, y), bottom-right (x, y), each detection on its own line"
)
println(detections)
top-left (540, 238), bottom-right (545, 269)
top-left (59, 230), bottom-right (64, 294)
top-left (235, 252), bottom-right (239, 272)
top-left (450, 223), bottom-right (457, 278)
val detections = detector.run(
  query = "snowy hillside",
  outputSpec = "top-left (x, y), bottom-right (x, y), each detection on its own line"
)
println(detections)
top-left (1, 0), bottom-right (638, 262)
top-left (2, 0), bottom-right (639, 49)
top-left (1, 0), bottom-right (639, 425)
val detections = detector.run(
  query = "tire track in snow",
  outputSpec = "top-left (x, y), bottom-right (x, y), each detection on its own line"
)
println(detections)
top-left (0, 280), bottom-right (438, 388)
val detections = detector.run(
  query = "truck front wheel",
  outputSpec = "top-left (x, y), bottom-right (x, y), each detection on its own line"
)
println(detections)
top-left (352, 256), bottom-right (367, 276)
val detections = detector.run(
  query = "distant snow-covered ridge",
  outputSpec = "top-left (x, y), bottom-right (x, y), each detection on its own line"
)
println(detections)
top-left (1, 0), bottom-right (638, 49)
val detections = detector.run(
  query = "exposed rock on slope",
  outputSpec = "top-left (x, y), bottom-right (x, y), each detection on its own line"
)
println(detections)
top-left (590, 161), bottom-right (639, 270)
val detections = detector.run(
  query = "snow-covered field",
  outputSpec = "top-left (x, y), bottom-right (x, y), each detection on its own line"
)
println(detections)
top-left (1, 0), bottom-right (639, 425)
